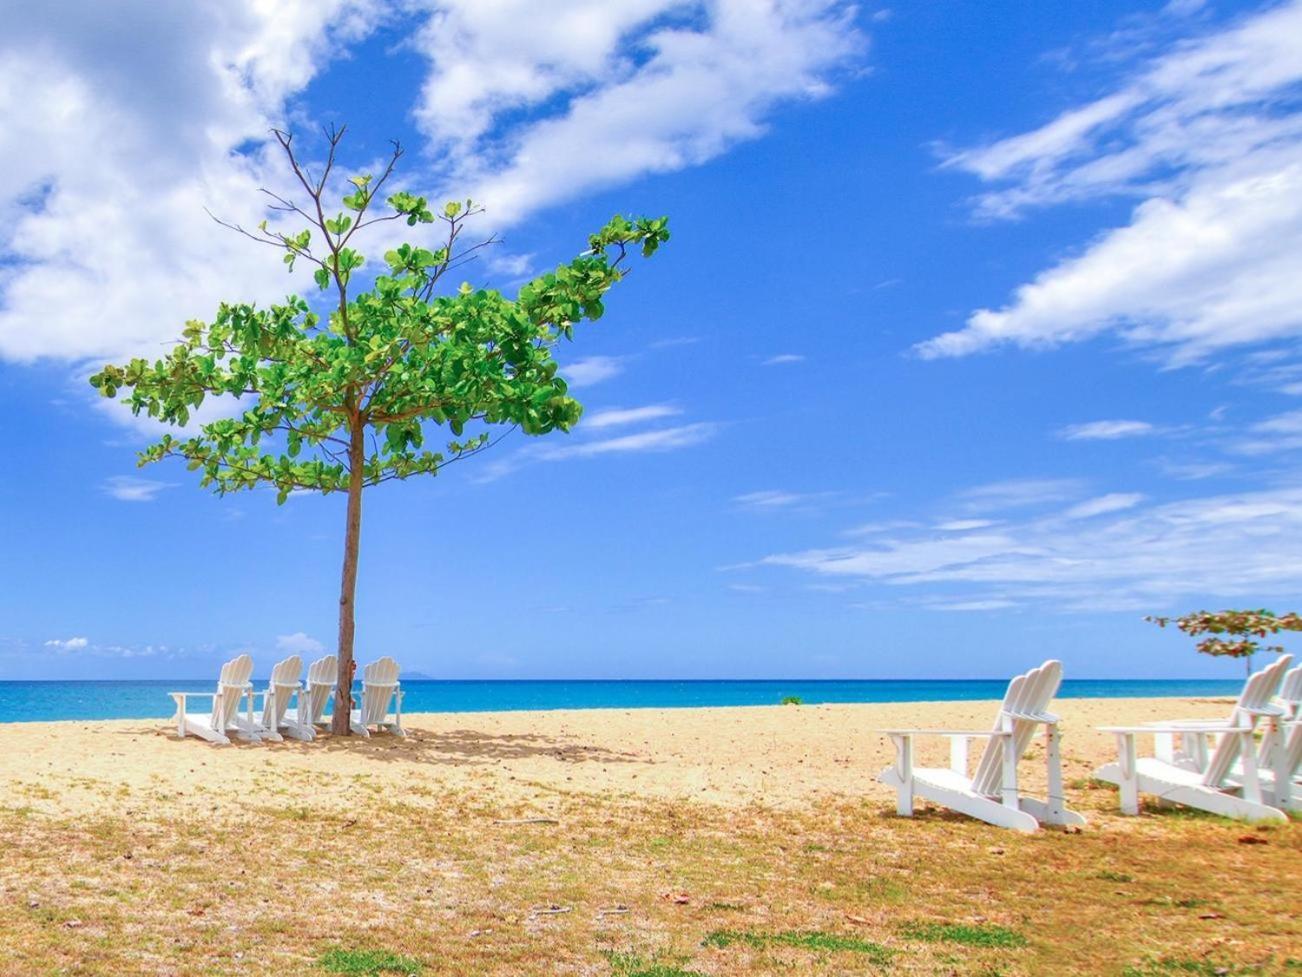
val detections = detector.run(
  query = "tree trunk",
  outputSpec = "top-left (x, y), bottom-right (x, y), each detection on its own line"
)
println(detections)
top-left (331, 420), bottom-right (366, 735)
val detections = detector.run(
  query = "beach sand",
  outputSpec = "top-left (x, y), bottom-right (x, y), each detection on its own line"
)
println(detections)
top-left (0, 696), bottom-right (1232, 814)
top-left (4, 696), bottom-right (1298, 977)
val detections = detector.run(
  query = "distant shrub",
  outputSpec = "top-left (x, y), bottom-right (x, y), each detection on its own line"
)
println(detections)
top-left (780, 695), bottom-right (803, 706)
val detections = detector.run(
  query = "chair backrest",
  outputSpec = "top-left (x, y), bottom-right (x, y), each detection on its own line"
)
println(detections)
top-left (1203, 654), bottom-right (1292, 787)
top-left (1229, 654), bottom-right (1291, 723)
top-left (359, 656), bottom-right (400, 725)
top-left (262, 655), bottom-right (302, 727)
top-left (303, 654), bottom-right (337, 723)
top-left (211, 654), bottom-right (254, 731)
top-left (1277, 665), bottom-right (1302, 720)
top-left (971, 660), bottom-right (1063, 798)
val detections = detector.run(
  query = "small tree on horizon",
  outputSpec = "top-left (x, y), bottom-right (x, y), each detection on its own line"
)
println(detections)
top-left (90, 126), bottom-right (670, 734)
top-left (1146, 608), bottom-right (1302, 676)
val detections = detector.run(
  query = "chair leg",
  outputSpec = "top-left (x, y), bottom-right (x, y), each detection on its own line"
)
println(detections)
top-left (892, 735), bottom-right (914, 816)
top-left (1116, 733), bottom-right (1139, 816)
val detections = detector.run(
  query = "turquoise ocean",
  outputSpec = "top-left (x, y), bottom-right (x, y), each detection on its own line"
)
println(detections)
top-left (0, 678), bottom-right (1239, 723)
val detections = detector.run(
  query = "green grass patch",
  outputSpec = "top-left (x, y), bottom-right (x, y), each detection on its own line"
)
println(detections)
top-left (1121, 961), bottom-right (1255, 976)
top-left (1138, 896), bottom-right (1210, 909)
top-left (1096, 870), bottom-right (1135, 883)
top-left (901, 922), bottom-right (1028, 949)
top-left (703, 930), bottom-right (892, 963)
top-left (607, 951), bottom-right (705, 977)
top-left (780, 695), bottom-right (804, 705)
top-left (319, 948), bottom-right (423, 976)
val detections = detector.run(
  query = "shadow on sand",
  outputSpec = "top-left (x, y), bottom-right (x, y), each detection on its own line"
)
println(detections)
top-left (140, 723), bottom-right (646, 767)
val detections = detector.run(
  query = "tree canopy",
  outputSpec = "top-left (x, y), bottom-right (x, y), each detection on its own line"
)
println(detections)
top-left (90, 126), bottom-right (670, 732)
top-left (1147, 608), bottom-right (1302, 661)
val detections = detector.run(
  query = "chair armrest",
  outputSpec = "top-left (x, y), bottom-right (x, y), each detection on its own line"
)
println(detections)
top-left (171, 690), bottom-right (217, 703)
top-left (1005, 710), bottom-right (1060, 723)
top-left (1099, 724), bottom-right (1253, 735)
top-left (879, 728), bottom-right (1010, 738)
top-left (1240, 705), bottom-right (1287, 718)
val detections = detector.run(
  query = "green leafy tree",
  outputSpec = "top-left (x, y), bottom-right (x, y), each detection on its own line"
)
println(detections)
top-left (90, 127), bottom-right (669, 734)
top-left (1147, 608), bottom-right (1302, 675)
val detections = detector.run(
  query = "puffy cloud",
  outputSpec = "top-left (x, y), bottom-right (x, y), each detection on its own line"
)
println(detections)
top-left (0, 1), bottom-right (383, 364)
top-left (918, 1), bottom-right (1302, 364)
top-left (275, 632), bottom-right (326, 656)
top-left (44, 637), bottom-right (89, 651)
top-left (412, 0), bottom-right (865, 223)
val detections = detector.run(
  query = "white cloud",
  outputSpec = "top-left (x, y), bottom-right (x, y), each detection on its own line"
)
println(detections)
top-left (476, 420), bottom-right (718, 480)
top-left (562, 355), bottom-right (625, 388)
top-left (544, 422), bottom-right (717, 459)
top-left (762, 485), bottom-right (1302, 610)
top-left (0, 1), bottom-right (383, 364)
top-left (413, 0), bottom-right (865, 223)
top-left (2, 1), bottom-right (867, 375)
top-left (956, 478), bottom-right (1085, 512)
top-left (930, 599), bottom-right (1018, 612)
top-left (44, 637), bottom-right (89, 651)
top-left (933, 518), bottom-right (997, 531)
top-left (734, 489), bottom-right (808, 510)
top-left (275, 632), bottom-right (326, 656)
top-left (762, 353), bottom-right (806, 366)
top-left (1233, 408), bottom-right (1302, 454)
top-left (104, 476), bottom-right (174, 502)
top-left (1058, 419), bottom-right (1156, 441)
top-left (583, 404), bottom-right (681, 429)
top-left (1063, 492), bottom-right (1145, 519)
top-left (918, 1), bottom-right (1302, 364)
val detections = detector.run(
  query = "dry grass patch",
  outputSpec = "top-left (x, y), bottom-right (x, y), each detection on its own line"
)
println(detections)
top-left (1, 782), bottom-right (1299, 976)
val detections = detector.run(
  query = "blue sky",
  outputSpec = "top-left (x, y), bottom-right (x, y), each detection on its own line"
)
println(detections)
top-left (3, 0), bottom-right (1302, 680)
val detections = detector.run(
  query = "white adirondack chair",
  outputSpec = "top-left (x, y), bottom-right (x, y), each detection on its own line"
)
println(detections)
top-left (1150, 655), bottom-right (1292, 771)
top-left (349, 656), bottom-right (405, 738)
top-left (170, 654), bottom-right (260, 745)
top-left (878, 660), bottom-right (1086, 833)
top-left (1277, 665), bottom-right (1302, 721)
top-left (1240, 661), bottom-right (1301, 811)
top-left (258, 655), bottom-right (315, 742)
top-left (1095, 655), bottom-right (1292, 822)
top-left (301, 654), bottom-right (337, 729)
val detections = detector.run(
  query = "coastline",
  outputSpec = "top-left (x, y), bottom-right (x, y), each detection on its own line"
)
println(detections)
top-left (0, 677), bottom-right (1242, 724)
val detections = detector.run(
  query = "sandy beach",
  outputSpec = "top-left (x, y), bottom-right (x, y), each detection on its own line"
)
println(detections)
top-left (3, 696), bottom-right (1298, 977)
top-left (0, 696), bottom-right (1231, 815)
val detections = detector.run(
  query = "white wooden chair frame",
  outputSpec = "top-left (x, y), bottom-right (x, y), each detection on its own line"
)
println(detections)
top-left (257, 655), bottom-right (315, 742)
top-left (302, 654), bottom-right (338, 729)
top-left (1095, 656), bottom-right (1293, 822)
top-left (878, 660), bottom-right (1085, 833)
top-left (170, 654), bottom-right (261, 745)
top-left (349, 656), bottom-right (405, 738)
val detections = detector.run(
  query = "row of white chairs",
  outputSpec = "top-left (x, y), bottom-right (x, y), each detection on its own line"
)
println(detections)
top-left (173, 651), bottom-right (1300, 831)
top-left (879, 656), bottom-right (1300, 831)
top-left (170, 654), bottom-right (404, 745)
